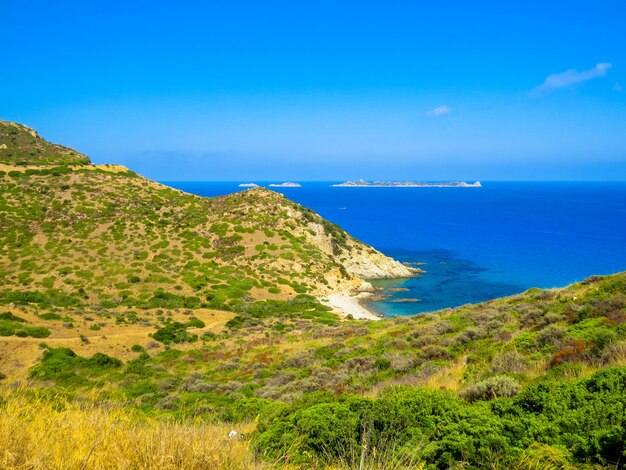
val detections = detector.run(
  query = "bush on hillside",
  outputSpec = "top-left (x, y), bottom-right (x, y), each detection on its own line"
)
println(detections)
top-left (254, 367), bottom-right (626, 468)
top-left (460, 375), bottom-right (521, 402)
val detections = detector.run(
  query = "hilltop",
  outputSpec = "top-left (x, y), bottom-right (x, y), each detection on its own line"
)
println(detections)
top-left (0, 120), bottom-right (90, 165)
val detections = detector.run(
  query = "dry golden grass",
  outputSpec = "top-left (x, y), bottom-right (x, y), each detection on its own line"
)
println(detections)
top-left (0, 389), bottom-right (413, 470)
top-left (363, 355), bottom-right (468, 398)
top-left (423, 356), bottom-right (467, 392)
top-left (0, 339), bottom-right (42, 382)
top-left (0, 388), bottom-right (264, 470)
top-left (0, 306), bottom-right (234, 382)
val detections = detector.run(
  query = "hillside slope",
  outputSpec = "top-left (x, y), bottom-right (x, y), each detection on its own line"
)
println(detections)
top-left (0, 120), bottom-right (90, 165)
top-left (2, 269), bottom-right (624, 468)
top-left (0, 121), bottom-right (415, 315)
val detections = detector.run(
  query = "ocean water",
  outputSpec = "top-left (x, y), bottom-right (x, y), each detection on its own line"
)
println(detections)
top-left (162, 181), bottom-right (626, 316)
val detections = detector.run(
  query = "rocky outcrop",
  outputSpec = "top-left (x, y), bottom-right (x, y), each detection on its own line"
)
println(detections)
top-left (338, 245), bottom-right (419, 280)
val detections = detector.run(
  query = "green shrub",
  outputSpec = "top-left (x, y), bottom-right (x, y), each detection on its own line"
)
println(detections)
top-left (39, 312), bottom-right (62, 320)
top-left (460, 376), bottom-right (522, 402)
top-left (0, 290), bottom-right (48, 305)
top-left (147, 290), bottom-right (201, 309)
top-left (0, 319), bottom-right (50, 338)
top-left (23, 326), bottom-right (51, 338)
top-left (30, 347), bottom-right (121, 386)
top-left (84, 352), bottom-right (122, 369)
top-left (0, 322), bottom-right (16, 336)
top-left (254, 368), bottom-right (626, 468)
top-left (202, 331), bottom-right (218, 341)
top-left (0, 312), bottom-right (26, 322)
top-left (152, 322), bottom-right (198, 344)
top-left (185, 317), bottom-right (205, 328)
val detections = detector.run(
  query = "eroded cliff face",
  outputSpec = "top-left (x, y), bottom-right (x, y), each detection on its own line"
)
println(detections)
top-left (337, 242), bottom-right (418, 280)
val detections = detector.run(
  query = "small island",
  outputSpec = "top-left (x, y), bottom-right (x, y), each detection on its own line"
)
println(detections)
top-left (268, 182), bottom-right (302, 187)
top-left (333, 179), bottom-right (482, 188)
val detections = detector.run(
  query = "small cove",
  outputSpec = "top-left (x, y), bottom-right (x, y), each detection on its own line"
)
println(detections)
top-left (162, 181), bottom-right (626, 316)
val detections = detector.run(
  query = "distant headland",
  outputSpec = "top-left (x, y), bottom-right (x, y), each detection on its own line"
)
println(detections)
top-left (332, 179), bottom-right (482, 188)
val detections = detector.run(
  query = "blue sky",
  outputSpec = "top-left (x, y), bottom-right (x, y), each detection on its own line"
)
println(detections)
top-left (2, 1), bottom-right (625, 180)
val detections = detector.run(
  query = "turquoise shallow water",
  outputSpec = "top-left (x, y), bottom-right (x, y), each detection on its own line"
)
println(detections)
top-left (161, 181), bottom-right (626, 316)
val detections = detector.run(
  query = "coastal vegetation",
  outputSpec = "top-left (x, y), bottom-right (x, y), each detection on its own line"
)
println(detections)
top-left (1, 121), bottom-right (625, 468)
top-left (2, 269), bottom-right (625, 468)
top-left (0, 120), bottom-right (413, 318)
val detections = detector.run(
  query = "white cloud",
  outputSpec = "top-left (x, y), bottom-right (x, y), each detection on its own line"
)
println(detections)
top-left (531, 63), bottom-right (612, 97)
top-left (426, 105), bottom-right (452, 117)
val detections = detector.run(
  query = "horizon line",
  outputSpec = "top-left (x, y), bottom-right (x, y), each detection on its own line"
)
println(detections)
top-left (156, 179), bottom-right (626, 183)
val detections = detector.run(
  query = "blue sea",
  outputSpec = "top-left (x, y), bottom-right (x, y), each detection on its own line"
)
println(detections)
top-left (162, 181), bottom-right (626, 317)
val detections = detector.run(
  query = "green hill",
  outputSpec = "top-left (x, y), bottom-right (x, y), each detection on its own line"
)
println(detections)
top-left (0, 121), bottom-right (414, 314)
top-left (0, 120), bottom-right (90, 165)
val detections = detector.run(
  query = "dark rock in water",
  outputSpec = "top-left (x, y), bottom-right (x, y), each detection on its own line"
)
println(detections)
top-left (388, 287), bottom-right (410, 292)
top-left (391, 298), bottom-right (421, 303)
top-left (367, 294), bottom-right (388, 302)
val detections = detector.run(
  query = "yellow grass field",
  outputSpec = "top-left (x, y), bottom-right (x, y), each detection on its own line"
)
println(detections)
top-left (0, 389), bottom-right (427, 470)
top-left (0, 307), bottom-right (235, 382)
top-left (0, 389), bottom-right (263, 470)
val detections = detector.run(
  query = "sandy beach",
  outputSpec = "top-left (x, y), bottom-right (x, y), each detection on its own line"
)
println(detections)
top-left (324, 293), bottom-right (382, 320)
